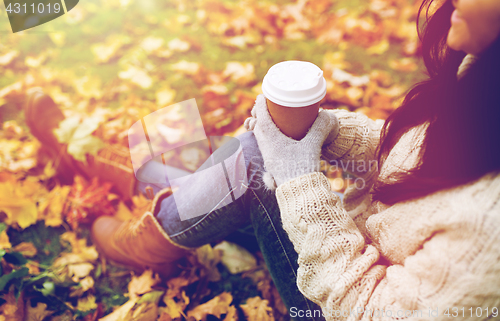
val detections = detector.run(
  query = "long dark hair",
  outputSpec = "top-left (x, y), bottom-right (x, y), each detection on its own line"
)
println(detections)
top-left (371, 0), bottom-right (500, 205)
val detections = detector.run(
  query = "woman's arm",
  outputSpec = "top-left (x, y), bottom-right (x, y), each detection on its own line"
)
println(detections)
top-left (277, 172), bottom-right (500, 320)
top-left (321, 109), bottom-right (384, 214)
top-left (322, 109), bottom-right (384, 168)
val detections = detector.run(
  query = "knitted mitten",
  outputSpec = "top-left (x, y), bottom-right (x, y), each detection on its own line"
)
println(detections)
top-left (245, 95), bottom-right (339, 189)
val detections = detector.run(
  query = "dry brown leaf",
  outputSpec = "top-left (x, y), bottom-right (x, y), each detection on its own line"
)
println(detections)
top-left (127, 302), bottom-right (158, 321)
top-left (213, 241), bottom-right (257, 274)
top-left (240, 297), bottom-right (274, 321)
top-left (70, 276), bottom-right (95, 297)
top-left (156, 87), bottom-right (177, 107)
top-left (25, 262), bottom-right (40, 275)
top-left (159, 274), bottom-right (195, 319)
top-left (25, 300), bottom-right (54, 321)
top-left (0, 230), bottom-right (12, 249)
top-left (0, 291), bottom-right (24, 321)
top-left (187, 292), bottom-right (233, 321)
top-left (114, 202), bottom-right (133, 221)
top-left (223, 305), bottom-right (238, 321)
top-left (128, 270), bottom-right (160, 300)
top-left (52, 232), bottom-right (99, 283)
top-left (98, 298), bottom-right (139, 321)
top-left (131, 193), bottom-right (152, 218)
top-left (157, 312), bottom-right (172, 321)
top-left (12, 242), bottom-right (37, 257)
top-left (77, 295), bottom-right (98, 312)
top-left (161, 297), bottom-right (185, 319)
top-left (195, 244), bottom-right (222, 282)
top-left (165, 276), bottom-right (190, 299)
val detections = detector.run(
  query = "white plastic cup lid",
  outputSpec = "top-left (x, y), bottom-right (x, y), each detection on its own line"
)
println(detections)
top-left (262, 60), bottom-right (327, 108)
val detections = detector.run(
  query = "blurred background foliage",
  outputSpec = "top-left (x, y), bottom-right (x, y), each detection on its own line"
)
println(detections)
top-left (0, 0), bottom-right (426, 319)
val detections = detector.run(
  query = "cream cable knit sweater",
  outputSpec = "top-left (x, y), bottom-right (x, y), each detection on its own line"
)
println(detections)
top-left (276, 87), bottom-right (500, 319)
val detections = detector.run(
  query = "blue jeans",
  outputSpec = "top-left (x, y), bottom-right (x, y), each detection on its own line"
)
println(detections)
top-left (136, 131), bottom-right (339, 321)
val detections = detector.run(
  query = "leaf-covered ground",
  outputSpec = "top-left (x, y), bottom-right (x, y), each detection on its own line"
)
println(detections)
top-left (0, 0), bottom-right (426, 319)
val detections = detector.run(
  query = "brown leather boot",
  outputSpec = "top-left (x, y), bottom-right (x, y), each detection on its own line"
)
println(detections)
top-left (91, 188), bottom-right (192, 278)
top-left (25, 89), bottom-right (136, 200)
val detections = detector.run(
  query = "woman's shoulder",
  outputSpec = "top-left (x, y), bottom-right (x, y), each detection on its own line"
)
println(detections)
top-left (381, 170), bottom-right (500, 218)
top-left (366, 171), bottom-right (500, 263)
top-left (427, 170), bottom-right (500, 214)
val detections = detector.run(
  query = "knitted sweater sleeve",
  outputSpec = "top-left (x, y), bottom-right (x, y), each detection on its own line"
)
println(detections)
top-left (276, 172), bottom-right (500, 321)
top-left (321, 109), bottom-right (384, 213)
top-left (322, 109), bottom-right (384, 166)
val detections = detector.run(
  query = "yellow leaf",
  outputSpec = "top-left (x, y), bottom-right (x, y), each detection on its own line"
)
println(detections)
top-left (92, 36), bottom-right (128, 63)
top-left (101, 291), bottom-right (163, 321)
top-left (131, 193), bottom-right (152, 218)
top-left (77, 295), bottom-right (98, 312)
top-left (170, 61), bottom-right (200, 75)
top-left (2, 120), bottom-right (24, 138)
top-left (127, 302), bottom-right (158, 321)
top-left (167, 38), bottom-right (190, 52)
top-left (38, 185), bottom-right (70, 227)
top-left (322, 52), bottom-right (350, 71)
top-left (156, 87), bottom-right (177, 107)
top-left (67, 135), bottom-right (105, 162)
top-left (119, 66), bottom-right (153, 89)
top-left (49, 33), bottom-right (65, 46)
top-left (240, 297), bottom-right (274, 321)
top-left (73, 75), bottom-right (103, 98)
top-left (223, 62), bottom-right (255, 86)
top-left (25, 54), bottom-right (46, 68)
top-left (141, 37), bottom-right (164, 53)
top-left (346, 87), bottom-right (364, 102)
top-left (213, 241), bottom-right (257, 274)
top-left (389, 58), bottom-right (418, 72)
top-left (54, 115), bottom-right (105, 162)
top-left (0, 182), bottom-right (38, 229)
top-left (53, 115), bottom-right (81, 143)
top-left (115, 201), bottom-right (133, 221)
top-left (366, 39), bottom-right (389, 55)
top-left (0, 51), bottom-right (18, 66)
top-left (162, 298), bottom-right (184, 319)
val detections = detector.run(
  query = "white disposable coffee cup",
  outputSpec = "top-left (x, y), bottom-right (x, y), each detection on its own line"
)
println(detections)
top-left (262, 61), bottom-right (327, 140)
top-left (262, 60), bottom-right (327, 107)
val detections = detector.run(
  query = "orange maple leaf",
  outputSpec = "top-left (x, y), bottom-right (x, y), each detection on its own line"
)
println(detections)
top-left (63, 176), bottom-right (115, 229)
